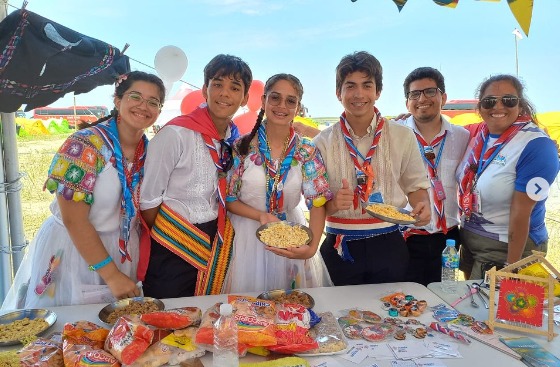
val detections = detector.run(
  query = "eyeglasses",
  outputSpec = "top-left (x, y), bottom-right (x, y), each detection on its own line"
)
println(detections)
top-left (267, 92), bottom-right (299, 109)
top-left (406, 87), bottom-right (442, 100)
top-left (126, 91), bottom-right (162, 110)
top-left (219, 141), bottom-right (233, 172)
top-left (480, 95), bottom-right (520, 109)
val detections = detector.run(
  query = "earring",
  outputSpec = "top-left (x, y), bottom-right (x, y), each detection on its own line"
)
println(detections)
top-left (117, 115), bottom-right (122, 124)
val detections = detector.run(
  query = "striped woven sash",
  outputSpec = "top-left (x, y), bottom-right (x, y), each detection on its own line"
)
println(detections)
top-left (151, 203), bottom-right (234, 295)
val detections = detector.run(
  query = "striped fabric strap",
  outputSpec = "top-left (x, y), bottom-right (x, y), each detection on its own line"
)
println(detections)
top-left (151, 203), bottom-right (234, 295)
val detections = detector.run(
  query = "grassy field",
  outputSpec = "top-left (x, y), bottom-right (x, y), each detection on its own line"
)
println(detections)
top-left (15, 134), bottom-right (560, 271)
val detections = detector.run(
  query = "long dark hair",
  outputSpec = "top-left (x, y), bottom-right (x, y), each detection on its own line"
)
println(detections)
top-left (237, 73), bottom-right (303, 156)
top-left (78, 71), bottom-right (165, 129)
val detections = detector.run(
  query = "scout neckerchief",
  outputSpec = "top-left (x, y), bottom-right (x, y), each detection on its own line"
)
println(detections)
top-left (168, 106), bottom-right (239, 245)
top-left (459, 116), bottom-right (530, 219)
top-left (414, 129), bottom-right (448, 233)
top-left (258, 122), bottom-right (297, 220)
top-left (94, 118), bottom-right (147, 263)
top-left (340, 107), bottom-right (384, 211)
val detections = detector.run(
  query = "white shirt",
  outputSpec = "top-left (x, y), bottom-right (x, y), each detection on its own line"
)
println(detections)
top-left (140, 125), bottom-right (227, 224)
top-left (400, 116), bottom-right (470, 233)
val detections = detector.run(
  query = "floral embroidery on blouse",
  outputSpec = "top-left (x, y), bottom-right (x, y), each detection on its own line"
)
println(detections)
top-left (44, 128), bottom-right (109, 205)
top-left (226, 135), bottom-right (333, 209)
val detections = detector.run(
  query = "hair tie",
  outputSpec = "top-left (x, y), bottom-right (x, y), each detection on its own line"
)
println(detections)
top-left (116, 74), bottom-right (128, 87)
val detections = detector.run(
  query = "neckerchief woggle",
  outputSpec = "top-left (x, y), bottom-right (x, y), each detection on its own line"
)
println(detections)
top-left (414, 130), bottom-right (447, 232)
top-left (258, 122), bottom-right (296, 220)
top-left (459, 117), bottom-right (530, 219)
top-left (94, 118), bottom-right (147, 263)
top-left (339, 107), bottom-right (385, 212)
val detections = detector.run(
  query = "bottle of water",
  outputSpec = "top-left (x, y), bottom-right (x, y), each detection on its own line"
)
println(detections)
top-left (213, 303), bottom-right (238, 367)
top-left (441, 239), bottom-right (459, 293)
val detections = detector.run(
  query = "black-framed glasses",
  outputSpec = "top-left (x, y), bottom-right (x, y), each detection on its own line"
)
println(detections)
top-left (219, 141), bottom-right (233, 172)
top-left (406, 87), bottom-right (442, 100)
top-left (267, 92), bottom-right (299, 109)
top-left (126, 91), bottom-right (162, 110)
top-left (480, 95), bottom-right (520, 109)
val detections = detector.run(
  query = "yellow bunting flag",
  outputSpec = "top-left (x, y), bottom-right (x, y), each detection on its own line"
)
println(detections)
top-left (507, 0), bottom-right (533, 36)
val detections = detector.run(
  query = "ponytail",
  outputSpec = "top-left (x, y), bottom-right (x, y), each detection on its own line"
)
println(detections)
top-left (238, 108), bottom-right (265, 156)
top-left (78, 108), bottom-right (116, 130)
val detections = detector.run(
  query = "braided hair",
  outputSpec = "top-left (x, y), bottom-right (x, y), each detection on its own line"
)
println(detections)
top-left (78, 71), bottom-right (165, 129)
top-left (236, 73), bottom-right (304, 156)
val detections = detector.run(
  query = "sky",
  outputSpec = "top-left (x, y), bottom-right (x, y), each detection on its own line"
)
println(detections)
top-left (6, 0), bottom-right (560, 119)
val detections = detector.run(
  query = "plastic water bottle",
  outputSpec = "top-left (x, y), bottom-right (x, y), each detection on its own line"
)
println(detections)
top-left (213, 303), bottom-right (239, 367)
top-left (441, 239), bottom-right (459, 293)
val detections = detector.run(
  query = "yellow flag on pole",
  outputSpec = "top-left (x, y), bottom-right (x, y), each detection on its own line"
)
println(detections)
top-left (508, 0), bottom-right (533, 36)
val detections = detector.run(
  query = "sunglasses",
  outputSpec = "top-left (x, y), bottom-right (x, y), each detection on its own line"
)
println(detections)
top-left (406, 87), bottom-right (442, 100)
top-left (126, 91), bottom-right (162, 110)
top-left (267, 92), bottom-right (299, 109)
top-left (219, 141), bottom-right (233, 172)
top-left (479, 95), bottom-right (520, 109)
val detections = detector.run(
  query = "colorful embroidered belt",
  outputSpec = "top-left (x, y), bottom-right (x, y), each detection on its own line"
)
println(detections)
top-left (150, 203), bottom-right (234, 295)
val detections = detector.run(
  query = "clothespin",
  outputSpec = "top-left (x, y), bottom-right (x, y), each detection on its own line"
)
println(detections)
top-left (121, 43), bottom-right (130, 55)
top-left (22, 0), bottom-right (28, 9)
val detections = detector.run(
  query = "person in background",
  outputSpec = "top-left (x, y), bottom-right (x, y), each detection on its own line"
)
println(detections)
top-left (2, 71), bottom-right (165, 309)
top-left (313, 51), bottom-right (431, 286)
top-left (457, 74), bottom-right (559, 279)
top-left (399, 67), bottom-right (469, 286)
top-left (140, 54), bottom-right (253, 298)
top-left (224, 73), bottom-right (333, 293)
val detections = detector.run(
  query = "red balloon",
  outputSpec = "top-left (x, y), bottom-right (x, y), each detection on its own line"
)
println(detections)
top-left (247, 80), bottom-right (264, 112)
top-left (234, 111), bottom-right (259, 135)
top-left (180, 90), bottom-right (205, 115)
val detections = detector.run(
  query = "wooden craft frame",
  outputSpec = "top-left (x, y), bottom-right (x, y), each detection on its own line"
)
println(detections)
top-left (486, 251), bottom-right (558, 341)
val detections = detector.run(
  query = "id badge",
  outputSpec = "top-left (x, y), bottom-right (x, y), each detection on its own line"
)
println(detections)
top-left (423, 146), bottom-right (435, 160)
top-left (472, 189), bottom-right (482, 214)
top-left (356, 170), bottom-right (367, 185)
top-left (431, 177), bottom-right (446, 200)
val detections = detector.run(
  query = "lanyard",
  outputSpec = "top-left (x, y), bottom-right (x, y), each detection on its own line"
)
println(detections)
top-left (475, 135), bottom-right (502, 181)
top-left (415, 132), bottom-right (447, 174)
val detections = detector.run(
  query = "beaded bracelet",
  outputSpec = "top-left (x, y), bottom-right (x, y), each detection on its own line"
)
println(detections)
top-left (88, 255), bottom-right (112, 271)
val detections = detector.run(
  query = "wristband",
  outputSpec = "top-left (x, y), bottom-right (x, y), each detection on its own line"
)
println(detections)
top-left (88, 255), bottom-right (112, 271)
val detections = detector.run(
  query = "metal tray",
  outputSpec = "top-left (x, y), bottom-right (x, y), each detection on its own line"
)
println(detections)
top-left (0, 309), bottom-right (57, 346)
top-left (256, 221), bottom-right (312, 248)
top-left (363, 203), bottom-right (418, 225)
top-left (98, 297), bottom-right (164, 325)
top-left (257, 289), bottom-right (315, 309)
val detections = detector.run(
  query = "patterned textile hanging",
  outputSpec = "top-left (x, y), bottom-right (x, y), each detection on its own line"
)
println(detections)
top-left (0, 8), bottom-right (129, 112)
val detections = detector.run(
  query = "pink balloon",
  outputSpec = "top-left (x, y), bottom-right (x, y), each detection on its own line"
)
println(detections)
top-left (247, 80), bottom-right (264, 112)
top-left (234, 111), bottom-right (259, 135)
top-left (180, 90), bottom-right (205, 115)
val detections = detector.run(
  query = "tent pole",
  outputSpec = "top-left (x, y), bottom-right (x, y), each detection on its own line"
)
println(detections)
top-left (0, 118), bottom-right (12, 303)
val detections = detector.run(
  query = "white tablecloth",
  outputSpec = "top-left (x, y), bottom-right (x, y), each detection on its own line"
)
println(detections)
top-left (3, 282), bottom-right (557, 366)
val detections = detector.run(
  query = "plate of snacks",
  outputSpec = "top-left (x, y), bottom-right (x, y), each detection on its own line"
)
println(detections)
top-left (257, 289), bottom-right (315, 309)
top-left (98, 296), bottom-right (164, 325)
top-left (0, 308), bottom-right (57, 346)
top-left (296, 311), bottom-right (349, 356)
top-left (364, 203), bottom-right (418, 225)
top-left (256, 221), bottom-right (312, 248)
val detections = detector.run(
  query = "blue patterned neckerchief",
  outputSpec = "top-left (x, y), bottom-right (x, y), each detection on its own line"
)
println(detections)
top-left (257, 122), bottom-right (296, 220)
top-left (94, 118), bottom-right (148, 263)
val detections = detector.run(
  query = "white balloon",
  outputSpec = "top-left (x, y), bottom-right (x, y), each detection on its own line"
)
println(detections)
top-left (154, 46), bottom-right (188, 83)
top-left (163, 80), bottom-right (174, 98)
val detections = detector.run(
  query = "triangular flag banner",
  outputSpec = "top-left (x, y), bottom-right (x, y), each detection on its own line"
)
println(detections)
top-left (392, 0), bottom-right (408, 12)
top-left (433, 0), bottom-right (459, 8)
top-left (507, 0), bottom-right (533, 36)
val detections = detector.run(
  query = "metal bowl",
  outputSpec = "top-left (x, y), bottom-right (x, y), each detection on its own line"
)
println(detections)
top-left (0, 309), bottom-right (57, 346)
top-left (257, 289), bottom-right (315, 309)
top-left (98, 297), bottom-right (164, 325)
top-left (256, 221), bottom-right (313, 248)
top-left (363, 204), bottom-right (418, 225)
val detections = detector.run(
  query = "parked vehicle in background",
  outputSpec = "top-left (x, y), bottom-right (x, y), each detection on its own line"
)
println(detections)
top-left (33, 105), bottom-right (109, 128)
top-left (441, 99), bottom-right (477, 118)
